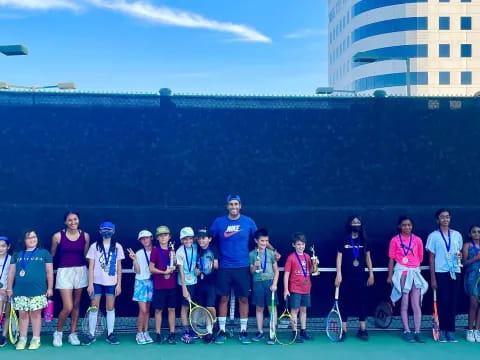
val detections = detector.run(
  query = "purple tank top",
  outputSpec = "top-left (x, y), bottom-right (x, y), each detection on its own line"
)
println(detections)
top-left (57, 230), bottom-right (86, 268)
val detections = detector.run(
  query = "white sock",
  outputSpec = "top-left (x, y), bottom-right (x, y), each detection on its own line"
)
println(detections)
top-left (218, 317), bottom-right (226, 332)
top-left (89, 311), bottom-right (98, 336)
top-left (107, 309), bottom-right (115, 335)
top-left (240, 318), bottom-right (248, 332)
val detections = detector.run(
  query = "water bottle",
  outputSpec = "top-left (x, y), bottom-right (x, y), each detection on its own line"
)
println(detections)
top-left (44, 297), bottom-right (54, 322)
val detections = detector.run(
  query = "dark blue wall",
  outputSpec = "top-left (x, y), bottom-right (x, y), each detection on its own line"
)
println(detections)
top-left (1, 92), bottom-right (479, 317)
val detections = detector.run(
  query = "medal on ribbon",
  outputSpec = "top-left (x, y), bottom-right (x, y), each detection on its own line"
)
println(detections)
top-left (399, 234), bottom-right (413, 264)
top-left (350, 237), bottom-right (360, 267)
top-left (439, 228), bottom-right (451, 260)
top-left (294, 252), bottom-right (308, 285)
top-left (184, 246), bottom-right (194, 281)
top-left (19, 248), bottom-right (37, 277)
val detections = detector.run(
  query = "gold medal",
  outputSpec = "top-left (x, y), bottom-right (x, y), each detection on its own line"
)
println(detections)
top-left (402, 257), bottom-right (408, 264)
top-left (353, 259), bottom-right (359, 267)
top-left (446, 253), bottom-right (451, 259)
top-left (303, 279), bottom-right (308, 285)
top-left (164, 274), bottom-right (171, 279)
top-left (19, 269), bottom-right (26, 277)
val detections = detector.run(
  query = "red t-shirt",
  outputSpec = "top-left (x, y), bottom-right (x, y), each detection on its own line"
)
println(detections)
top-left (284, 252), bottom-right (312, 294)
top-left (150, 247), bottom-right (176, 290)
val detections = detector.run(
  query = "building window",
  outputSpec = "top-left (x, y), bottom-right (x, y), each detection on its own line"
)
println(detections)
top-left (461, 17), bottom-right (472, 30)
top-left (439, 17), bottom-right (450, 30)
top-left (461, 72), bottom-right (472, 85)
top-left (461, 0), bottom-right (472, 2)
top-left (439, 44), bottom-right (450, 57)
top-left (439, 0), bottom-right (449, 2)
top-left (461, 44), bottom-right (472, 57)
top-left (439, 72), bottom-right (450, 85)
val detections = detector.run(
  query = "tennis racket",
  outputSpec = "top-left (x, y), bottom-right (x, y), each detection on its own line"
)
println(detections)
top-left (275, 296), bottom-right (296, 345)
top-left (8, 303), bottom-right (18, 344)
top-left (82, 305), bottom-right (106, 337)
top-left (326, 286), bottom-right (343, 342)
top-left (188, 297), bottom-right (214, 336)
top-left (374, 290), bottom-right (394, 329)
top-left (228, 289), bottom-right (235, 338)
top-left (269, 291), bottom-right (275, 341)
top-left (432, 289), bottom-right (440, 341)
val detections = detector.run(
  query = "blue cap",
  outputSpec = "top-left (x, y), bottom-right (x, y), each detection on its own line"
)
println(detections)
top-left (226, 194), bottom-right (241, 203)
top-left (99, 221), bottom-right (115, 230)
top-left (0, 236), bottom-right (9, 244)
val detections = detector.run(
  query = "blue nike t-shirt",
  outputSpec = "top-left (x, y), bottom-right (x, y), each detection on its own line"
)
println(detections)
top-left (210, 215), bottom-right (257, 268)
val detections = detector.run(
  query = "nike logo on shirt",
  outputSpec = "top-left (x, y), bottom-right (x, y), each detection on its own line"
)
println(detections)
top-left (224, 225), bottom-right (242, 238)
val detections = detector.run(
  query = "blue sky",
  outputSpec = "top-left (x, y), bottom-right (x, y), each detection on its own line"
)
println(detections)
top-left (0, 0), bottom-right (328, 95)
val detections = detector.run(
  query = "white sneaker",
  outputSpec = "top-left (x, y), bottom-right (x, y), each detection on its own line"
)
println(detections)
top-left (474, 330), bottom-right (480, 342)
top-left (53, 331), bottom-right (63, 347)
top-left (466, 329), bottom-right (475, 343)
top-left (68, 333), bottom-right (81, 346)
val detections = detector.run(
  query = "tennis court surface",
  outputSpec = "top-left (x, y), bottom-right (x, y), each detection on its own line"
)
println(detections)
top-left (1, 331), bottom-right (472, 360)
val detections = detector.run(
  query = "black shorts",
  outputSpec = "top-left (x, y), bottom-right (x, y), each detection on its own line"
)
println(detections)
top-left (196, 280), bottom-right (217, 308)
top-left (216, 267), bottom-right (250, 297)
top-left (180, 284), bottom-right (197, 306)
top-left (152, 288), bottom-right (176, 310)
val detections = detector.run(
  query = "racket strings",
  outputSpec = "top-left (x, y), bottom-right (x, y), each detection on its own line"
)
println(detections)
top-left (190, 308), bottom-right (212, 335)
top-left (275, 315), bottom-right (296, 345)
top-left (326, 312), bottom-right (342, 341)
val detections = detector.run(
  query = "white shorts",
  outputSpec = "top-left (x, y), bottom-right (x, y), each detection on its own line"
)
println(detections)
top-left (55, 266), bottom-right (88, 289)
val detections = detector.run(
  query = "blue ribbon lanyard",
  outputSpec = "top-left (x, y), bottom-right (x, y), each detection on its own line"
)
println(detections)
top-left (158, 247), bottom-right (169, 268)
top-left (184, 246), bottom-right (194, 273)
top-left (350, 237), bottom-right (359, 260)
top-left (0, 254), bottom-right (8, 280)
top-left (143, 248), bottom-right (150, 264)
top-left (260, 250), bottom-right (267, 273)
top-left (102, 246), bottom-right (112, 266)
top-left (294, 252), bottom-right (307, 278)
top-left (21, 248), bottom-right (37, 272)
top-left (399, 234), bottom-right (413, 256)
top-left (439, 228), bottom-right (451, 253)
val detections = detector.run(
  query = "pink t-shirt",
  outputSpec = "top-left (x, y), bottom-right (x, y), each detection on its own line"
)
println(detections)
top-left (284, 252), bottom-right (312, 295)
top-left (388, 233), bottom-right (423, 268)
top-left (86, 242), bottom-right (125, 286)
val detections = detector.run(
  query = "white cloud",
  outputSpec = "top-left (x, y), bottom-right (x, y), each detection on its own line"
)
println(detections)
top-left (284, 28), bottom-right (327, 39)
top-left (0, 0), bottom-right (80, 10)
top-left (85, 0), bottom-right (271, 43)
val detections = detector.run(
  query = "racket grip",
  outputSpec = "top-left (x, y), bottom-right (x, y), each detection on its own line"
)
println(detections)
top-left (433, 289), bottom-right (437, 302)
top-left (334, 286), bottom-right (340, 300)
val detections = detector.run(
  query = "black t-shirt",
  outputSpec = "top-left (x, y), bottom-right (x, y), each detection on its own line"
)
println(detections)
top-left (337, 235), bottom-right (369, 280)
top-left (196, 245), bottom-right (219, 285)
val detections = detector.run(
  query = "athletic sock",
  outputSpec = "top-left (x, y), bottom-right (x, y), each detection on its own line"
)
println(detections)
top-left (106, 309), bottom-right (115, 335)
top-left (89, 311), bottom-right (98, 336)
top-left (240, 318), bottom-right (248, 332)
top-left (218, 317), bottom-right (226, 332)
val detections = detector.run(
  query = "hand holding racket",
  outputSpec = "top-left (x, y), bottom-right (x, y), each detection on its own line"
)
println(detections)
top-left (326, 286), bottom-right (343, 342)
top-left (432, 289), bottom-right (440, 341)
top-left (275, 296), bottom-right (297, 345)
top-left (187, 297), bottom-right (213, 336)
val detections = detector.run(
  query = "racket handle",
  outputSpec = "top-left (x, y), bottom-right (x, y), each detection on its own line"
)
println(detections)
top-left (433, 289), bottom-right (437, 302)
top-left (334, 286), bottom-right (340, 300)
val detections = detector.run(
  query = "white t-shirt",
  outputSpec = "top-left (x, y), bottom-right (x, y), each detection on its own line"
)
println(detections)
top-left (426, 229), bottom-right (463, 273)
top-left (133, 248), bottom-right (152, 281)
top-left (176, 244), bottom-right (197, 286)
top-left (0, 254), bottom-right (11, 290)
top-left (86, 242), bottom-right (125, 286)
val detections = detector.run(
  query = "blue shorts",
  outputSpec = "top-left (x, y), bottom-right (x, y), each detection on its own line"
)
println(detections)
top-left (252, 279), bottom-right (278, 307)
top-left (289, 292), bottom-right (310, 309)
top-left (133, 279), bottom-right (153, 302)
top-left (92, 283), bottom-right (115, 297)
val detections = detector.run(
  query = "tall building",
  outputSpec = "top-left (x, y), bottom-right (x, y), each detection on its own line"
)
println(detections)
top-left (328, 0), bottom-right (479, 96)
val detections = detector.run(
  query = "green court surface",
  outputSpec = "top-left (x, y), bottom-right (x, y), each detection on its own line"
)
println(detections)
top-left (1, 331), bottom-right (474, 360)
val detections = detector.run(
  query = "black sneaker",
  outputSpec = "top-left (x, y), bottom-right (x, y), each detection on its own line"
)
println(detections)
top-left (299, 330), bottom-right (313, 341)
top-left (414, 332), bottom-right (425, 343)
top-left (155, 333), bottom-right (163, 344)
top-left (81, 334), bottom-right (96, 346)
top-left (339, 331), bottom-right (347, 342)
top-left (167, 332), bottom-right (176, 344)
top-left (0, 335), bottom-right (6, 347)
top-left (106, 333), bottom-right (120, 345)
top-left (239, 330), bottom-right (251, 344)
top-left (295, 332), bottom-right (304, 343)
top-left (215, 330), bottom-right (226, 344)
top-left (357, 329), bottom-right (368, 341)
top-left (203, 333), bottom-right (214, 344)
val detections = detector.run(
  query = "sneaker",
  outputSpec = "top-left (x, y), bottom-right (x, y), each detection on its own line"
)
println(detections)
top-left (16, 337), bottom-right (27, 350)
top-left (402, 331), bottom-right (415, 343)
top-left (251, 331), bottom-right (264, 342)
top-left (143, 332), bottom-right (153, 344)
top-left (295, 333), bottom-right (304, 343)
top-left (266, 336), bottom-right (275, 345)
top-left (189, 330), bottom-right (200, 340)
top-left (136, 332), bottom-right (146, 345)
top-left (414, 332), bottom-right (425, 343)
top-left (339, 331), bottom-right (347, 342)
top-left (467, 330), bottom-right (475, 343)
top-left (299, 330), bottom-right (313, 341)
top-left (106, 333), bottom-right (120, 345)
top-left (181, 331), bottom-right (194, 344)
top-left (446, 331), bottom-right (458, 343)
top-left (215, 330), bottom-right (226, 344)
top-left (81, 334), bottom-right (96, 346)
top-left (155, 333), bottom-right (163, 344)
top-left (167, 332), bottom-right (176, 345)
top-left (439, 331), bottom-right (447, 343)
top-left (239, 331), bottom-right (251, 344)
top-left (474, 329), bottom-right (480, 342)
top-left (356, 329), bottom-right (368, 341)
top-left (203, 333), bottom-right (214, 344)
top-left (53, 331), bottom-right (63, 347)
top-left (0, 335), bottom-right (7, 347)
top-left (68, 333), bottom-right (81, 346)
top-left (28, 337), bottom-right (41, 350)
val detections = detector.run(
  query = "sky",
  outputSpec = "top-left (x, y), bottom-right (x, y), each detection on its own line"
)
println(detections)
top-left (0, 0), bottom-right (328, 95)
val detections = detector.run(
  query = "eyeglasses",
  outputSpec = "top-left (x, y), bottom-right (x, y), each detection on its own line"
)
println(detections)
top-left (472, 230), bottom-right (480, 234)
top-left (439, 215), bottom-right (451, 220)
